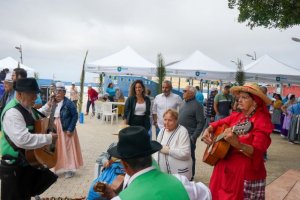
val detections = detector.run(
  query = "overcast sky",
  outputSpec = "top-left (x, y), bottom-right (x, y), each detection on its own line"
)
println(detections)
top-left (0, 0), bottom-right (299, 82)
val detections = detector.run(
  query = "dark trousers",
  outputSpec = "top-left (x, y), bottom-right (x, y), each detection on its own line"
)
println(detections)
top-left (0, 162), bottom-right (57, 200)
top-left (190, 140), bottom-right (196, 179)
top-left (86, 100), bottom-right (95, 114)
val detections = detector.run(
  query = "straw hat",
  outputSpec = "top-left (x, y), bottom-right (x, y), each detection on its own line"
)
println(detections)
top-left (230, 83), bottom-right (272, 105)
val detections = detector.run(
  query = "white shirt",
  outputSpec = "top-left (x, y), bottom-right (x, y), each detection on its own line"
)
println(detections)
top-left (2, 104), bottom-right (52, 150)
top-left (152, 93), bottom-right (182, 129)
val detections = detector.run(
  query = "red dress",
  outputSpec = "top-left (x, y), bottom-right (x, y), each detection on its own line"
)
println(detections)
top-left (209, 110), bottom-right (273, 200)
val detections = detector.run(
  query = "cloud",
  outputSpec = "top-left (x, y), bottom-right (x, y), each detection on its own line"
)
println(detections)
top-left (0, 0), bottom-right (299, 82)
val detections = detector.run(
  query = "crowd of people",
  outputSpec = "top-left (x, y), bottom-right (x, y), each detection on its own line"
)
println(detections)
top-left (1, 71), bottom-right (299, 199)
top-left (269, 92), bottom-right (300, 144)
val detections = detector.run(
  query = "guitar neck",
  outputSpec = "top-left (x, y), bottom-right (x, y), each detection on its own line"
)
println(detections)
top-left (214, 125), bottom-right (242, 142)
top-left (214, 122), bottom-right (251, 143)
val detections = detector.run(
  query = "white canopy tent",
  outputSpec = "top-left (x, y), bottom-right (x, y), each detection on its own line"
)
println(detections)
top-left (244, 55), bottom-right (300, 84)
top-left (86, 46), bottom-right (156, 76)
top-left (0, 57), bottom-right (35, 77)
top-left (167, 50), bottom-right (235, 81)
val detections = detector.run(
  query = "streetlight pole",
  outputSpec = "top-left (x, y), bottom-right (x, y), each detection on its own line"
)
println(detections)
top-left (15, 45), bottom-right (23, 64)
top-left (246, 51), bottom-right (256, 60)
top-left (231, 60), bottom-right (238, 66)
top-left (292, 37), bottom-right (300, 42)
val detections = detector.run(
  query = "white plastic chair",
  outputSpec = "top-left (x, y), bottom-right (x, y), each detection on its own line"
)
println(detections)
top-left (102, 103), bottom-right (118, 125)
top-left (94, 101), bottom-right (104, 120)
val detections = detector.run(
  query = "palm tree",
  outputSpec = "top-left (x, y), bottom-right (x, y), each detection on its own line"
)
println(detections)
top-left (235, 59), bottom-right (245, 86)
top-left (156, 53), bottom-right (166, 94)
top-left (78, 50), bottom-right (88, 114)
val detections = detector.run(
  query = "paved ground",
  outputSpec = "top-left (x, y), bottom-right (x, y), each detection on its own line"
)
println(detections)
top-left (34, 116), bottom-right (300, 199)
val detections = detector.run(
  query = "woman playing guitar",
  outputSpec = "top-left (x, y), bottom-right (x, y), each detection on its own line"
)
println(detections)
top-left (201, 83), bottom-right (273, 200)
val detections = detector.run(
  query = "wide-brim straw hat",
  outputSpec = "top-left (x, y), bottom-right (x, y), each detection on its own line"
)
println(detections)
top-left (230, 83), bottom-right (272, 105)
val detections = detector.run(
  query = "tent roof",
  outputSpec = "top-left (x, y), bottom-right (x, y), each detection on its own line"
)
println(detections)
top-left (86, 46), bottom-right (156, 76)
top-left (166, 50), bottom-right (235, 80)
top-left (244, 55), bottom-right (300, 84)
top-left (244, 55), bottom-right (300, 76)
top-left (0, 57), bottom-right (35, 77)
top-left (89, 46), bottom-right (156, 68)
top-left (168, 50), bottom-right (235, 72)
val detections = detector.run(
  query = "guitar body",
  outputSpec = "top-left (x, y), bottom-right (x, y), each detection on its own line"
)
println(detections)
top-left (202, 121), bottom-right (253, 166)
top-left (25, 117), bottom-right (58, 168)
top-left (203, 124), bottom-right (230, 166)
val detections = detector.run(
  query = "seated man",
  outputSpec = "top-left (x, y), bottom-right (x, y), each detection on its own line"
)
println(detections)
top-left (89, 127), bottom-right (211, 200)
top-left (102, 126), bottom-right (190, 200)
top-left (87, 142), bottom-right (125, 200)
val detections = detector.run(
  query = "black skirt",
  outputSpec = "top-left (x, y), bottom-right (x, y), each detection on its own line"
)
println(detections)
top-left (130, 115), bottom-right (151, 130)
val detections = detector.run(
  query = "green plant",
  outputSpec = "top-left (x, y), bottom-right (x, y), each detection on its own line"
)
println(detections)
top-left (156, 53), bottom-right (166, 94)
top-left (228, 0), bottom-right (300, 29)
top-left (98, 73), bottom-right (104, 94)
top-left (235, 59), bottom-right (245, 86)
top-left (78, 50), bottom-right (88, 113)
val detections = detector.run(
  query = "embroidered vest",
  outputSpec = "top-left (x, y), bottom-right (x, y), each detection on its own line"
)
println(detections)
top-left (119, 169), bottom-right (189, 200)
top-left (0, 99), bottom-right (36, 158)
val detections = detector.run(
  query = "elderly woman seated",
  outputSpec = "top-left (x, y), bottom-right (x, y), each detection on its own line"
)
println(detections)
top-left (153, 109), bottom-right (193, 180)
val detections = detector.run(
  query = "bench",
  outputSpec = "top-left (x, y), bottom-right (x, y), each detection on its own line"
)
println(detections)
top-left (266, 169), bottom-right (300, 200)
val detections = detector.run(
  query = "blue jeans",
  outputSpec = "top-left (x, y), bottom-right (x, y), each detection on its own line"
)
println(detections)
top-left (155, 126), bottom-right (160, 138)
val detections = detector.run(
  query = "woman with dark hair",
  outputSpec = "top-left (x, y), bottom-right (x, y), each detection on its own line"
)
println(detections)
top-left (106, 82), bottom-right (116, 102)
top-left (123, 80), bottom-right (151, 131)
top-left (271, 93), bottom-right (283, 132)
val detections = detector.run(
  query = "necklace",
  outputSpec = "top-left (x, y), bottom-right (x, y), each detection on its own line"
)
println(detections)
top-left (238, 108), bottom-right (256, 124)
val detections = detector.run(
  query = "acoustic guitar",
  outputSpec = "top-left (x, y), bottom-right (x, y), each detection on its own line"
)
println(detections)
top-left (25, 104), bottom-right (58, 168)
top-left (202, 121), bottom-right (252, 166)
top-left (93, 175), bottom-right (125, 196)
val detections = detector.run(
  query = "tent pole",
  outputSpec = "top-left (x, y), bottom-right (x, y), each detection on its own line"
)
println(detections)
top-left (207, 83), bottom-right (210, 99)
top-left (178, 77), bottom-right (181, 91)
top-left (200, 80), bottom-right (202, 92)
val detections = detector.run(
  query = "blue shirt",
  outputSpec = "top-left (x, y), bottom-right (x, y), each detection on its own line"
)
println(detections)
top-left (195, 91), bottom-right (204, 105)
top-left (106, 87), bottom-right (116, 97)
top-left (35, 94), bottom-right (42, 105)
top-left (0, 83), bottom-right (4, 99)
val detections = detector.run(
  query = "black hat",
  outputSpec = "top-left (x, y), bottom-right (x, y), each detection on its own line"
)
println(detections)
top-left (14, 78), bottom-right (40, 94)
top-left (108, 126), bottom-right (162, 159)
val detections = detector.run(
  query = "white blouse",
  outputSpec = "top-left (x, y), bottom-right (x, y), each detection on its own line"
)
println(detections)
top-left (134, 102), bottom-right (146, 116)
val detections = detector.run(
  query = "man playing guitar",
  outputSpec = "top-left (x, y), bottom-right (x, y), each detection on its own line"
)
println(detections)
top-left (0, 78), bottom-right (58, 200)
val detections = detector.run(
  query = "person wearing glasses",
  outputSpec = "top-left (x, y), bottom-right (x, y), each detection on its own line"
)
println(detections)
top-left (201, 83), bottom-right (273, 200)
top-left (53, 82), bottom-right (83, 178)
top-left (178, 85), bottom-right (205, 181)
top-left (152, 80), bottom-right (182, 137)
